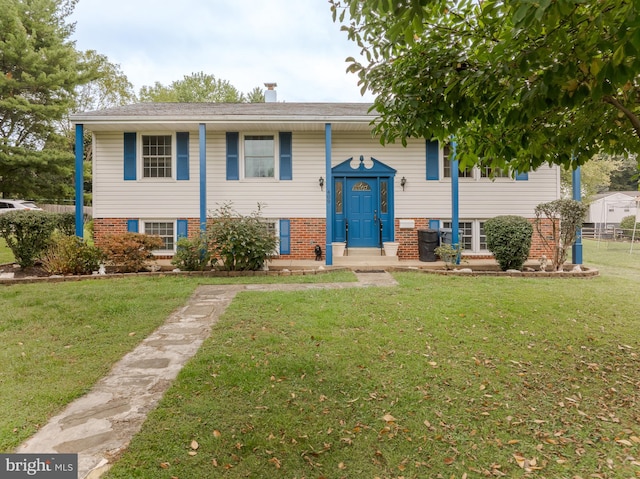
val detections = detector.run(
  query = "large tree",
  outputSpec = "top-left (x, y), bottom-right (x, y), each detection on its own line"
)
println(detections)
top-left (0, 0), bottom-right (96, 199)
top-left (331, 0), bottom-right (640, 174)
top-left (139, 72), bottom-right (264, 103)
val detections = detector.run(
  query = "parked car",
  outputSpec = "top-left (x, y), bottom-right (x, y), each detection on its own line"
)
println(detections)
top-left (0, 199), bottom-right (43, 214)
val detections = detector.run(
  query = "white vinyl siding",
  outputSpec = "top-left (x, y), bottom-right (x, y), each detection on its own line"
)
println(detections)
top-left (92, 131), bottom-right (199, 218)
top-left (91, 129), bottom-right (560, 222)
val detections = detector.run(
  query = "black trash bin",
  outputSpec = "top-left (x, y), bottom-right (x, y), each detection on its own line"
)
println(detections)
top-left (418, 229), bottom-right (439, 262)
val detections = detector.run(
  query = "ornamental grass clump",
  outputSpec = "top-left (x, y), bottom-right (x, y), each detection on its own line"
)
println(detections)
top-left (484, 215), bottom-right (533, 271)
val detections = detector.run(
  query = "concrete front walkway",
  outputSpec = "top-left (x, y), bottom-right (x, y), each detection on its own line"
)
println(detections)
top-left (17, 272), bottom-right (398, 479)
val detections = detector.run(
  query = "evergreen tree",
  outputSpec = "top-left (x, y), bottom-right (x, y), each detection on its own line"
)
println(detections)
top-left (0, 0), bottom-right (95, 200)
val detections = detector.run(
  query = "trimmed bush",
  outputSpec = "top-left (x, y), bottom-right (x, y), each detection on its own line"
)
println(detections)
top-left (100, 233), bottom-right (163, 273)
top-left (484, 215), bottom-right (533, 271)
top-left (207, 202), bottom-right (278, 271)
top-left (0, 210), bottom-right (59, 268)
top-left (171, 235), bottom-right (211, 271)
top-left (55, 212), bottom-right (76, 236)
top-left (41, 233), bottom-right (104, 275)
top-left (619, 215), bottom-right (640, 239)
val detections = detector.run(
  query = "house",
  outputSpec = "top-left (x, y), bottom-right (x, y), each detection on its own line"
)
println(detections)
top-left (585, 191), bottom-right (639, 234)
top-left (71, 90), bottom-right (561, 265)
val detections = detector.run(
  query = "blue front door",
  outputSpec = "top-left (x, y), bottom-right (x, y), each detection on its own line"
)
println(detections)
top-left (347, 178), bottom-right (378, 247)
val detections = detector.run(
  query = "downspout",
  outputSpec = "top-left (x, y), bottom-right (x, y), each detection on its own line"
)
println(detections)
top-left (199, 123), bottom-right (207, 232)
top-left (74, 123), bottom-right (84, 238)
top-left (572, 165), bottom-right (583, 264)
top-left (450, 139), bottom-right (460, 264)
top-left (325, 123), bottom-right (333, 265)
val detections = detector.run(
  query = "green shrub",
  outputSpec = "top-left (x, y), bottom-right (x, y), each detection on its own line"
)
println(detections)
top-left (100, 233), bottom-right (163, 273)
top-left (171, 235), bottom-right (211, 271)
top-left (41, 233), bottom-right (104, 275)
top-left (55, 212), bottom-right (76, 236)
top-left (484, 215), bottom-right (533, 271)
top-left (0, 210), bottom-right (59, 268)
top-left (619, 215), bottom-right (640, 238)
top-left (434, 243), bottom-right (462, 270)
top-left (207, 203), bottom-right (278, 271)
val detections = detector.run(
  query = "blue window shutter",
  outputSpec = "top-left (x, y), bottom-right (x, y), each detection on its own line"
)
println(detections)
top-left (279, 219), bottom-right (290, 255)
top-left (127, 219), bottom-right (139, 233)
top-left (177, 219), bottom-right (188, 239)
top-left (426, 140), bottom-right (439, 180)
top-left (124, 132), bottom-right (137, 180)
top-left (429, 219), bottom-right (440, 230)
top-left (226, 132), bottom-right (239, 180)
top-left (515, 171), bottom-right (529, 181)
top-left (176, 132), bottom-right (189, 180)
top-left (279, 132), bottom-right (292, 180)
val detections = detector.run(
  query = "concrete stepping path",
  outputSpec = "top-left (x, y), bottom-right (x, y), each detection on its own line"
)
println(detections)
top-left (17, 272), bottom-right (398, 478)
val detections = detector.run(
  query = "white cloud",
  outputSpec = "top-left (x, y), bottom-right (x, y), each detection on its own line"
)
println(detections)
top-left (70, 0), bottom-right (374, 102)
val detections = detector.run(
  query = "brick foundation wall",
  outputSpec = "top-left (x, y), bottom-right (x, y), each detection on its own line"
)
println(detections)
top-left (287, 218), bottom-right (326, 259)
top-left (93, 217), bottom-right (556, 262)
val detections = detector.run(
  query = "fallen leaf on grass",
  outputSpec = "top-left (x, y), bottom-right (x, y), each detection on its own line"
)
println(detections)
top-left (269, 457), bottom-right (281, 469)
top-left (382, 413), bottom-right (397, 423)
top-left (615, 439), bottom-right (634, 446)
top-left (513, 453), bottom-right (542, 472)
top-left (190, 440), bottom-right (199, 450)
top-left (159, 462), bottom-right (171, 469)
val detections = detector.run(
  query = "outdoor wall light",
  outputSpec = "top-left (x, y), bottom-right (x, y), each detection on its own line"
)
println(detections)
top-left (319, 176), bottom-right (325, 191)
top-left (400, 176), bottom-right (407, 191)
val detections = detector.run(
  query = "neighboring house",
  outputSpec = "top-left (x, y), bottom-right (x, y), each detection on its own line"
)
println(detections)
top-left (71, 90), bottom-right (561, 264)
top-left (586, 191), bottom-right (639, 232)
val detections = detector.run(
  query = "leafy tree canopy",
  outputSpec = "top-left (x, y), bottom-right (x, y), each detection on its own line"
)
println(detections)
top-left (331, 0), bottom-right (640, 174)
top-left (0, 0), bottom-right (97, 199)
top-left (139, 72), bottom-right (264, 103)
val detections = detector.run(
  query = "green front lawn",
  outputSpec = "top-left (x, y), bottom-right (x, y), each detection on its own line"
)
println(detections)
top-left (102, 240), bottom-right (640, 478)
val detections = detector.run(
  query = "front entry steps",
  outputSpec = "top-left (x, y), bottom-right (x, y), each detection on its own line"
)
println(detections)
top-left (333, 247), bottom-right (399, 266)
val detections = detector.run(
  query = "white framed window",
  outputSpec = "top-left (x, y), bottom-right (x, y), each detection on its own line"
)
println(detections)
top-left (443, 144), bottom-right (473, 178)
top-left (143, 221), bottom-right (175, 251)
top-left (141, 134), bottom-right (174, 179)
top-left (244, 134), bottom-right (275, 178)
top-left (442, 220), bottom-right (490, 253)
top-left (479, 165), bottom-right (510, 179)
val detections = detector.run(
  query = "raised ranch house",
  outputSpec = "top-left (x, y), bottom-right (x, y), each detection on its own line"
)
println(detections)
top-left (71, 92), bottom-right (561, 265)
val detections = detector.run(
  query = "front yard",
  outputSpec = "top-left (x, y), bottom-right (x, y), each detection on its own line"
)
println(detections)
top-left (1, 239), bottom-right (639, 478)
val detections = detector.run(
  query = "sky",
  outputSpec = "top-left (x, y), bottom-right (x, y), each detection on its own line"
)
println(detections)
top-left (70, 0), bottom-right (375, 103)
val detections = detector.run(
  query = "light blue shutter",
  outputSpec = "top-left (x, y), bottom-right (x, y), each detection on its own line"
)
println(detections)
top-left (426, 140), bottom-right (439, 180)
top-left (177, 219), bottom-right (189, 239)
top-left (279, 219), bottom-right (290, 255)
top-left (127, 219), bottom-right (139, 233)
top-left (176, 132), bottom-right (189, 180)
top-left (279, 132), bottom-right (292, 180)
top-left (226, 132), bottom-right (239, 180)
top-left (429, 219), bottom-right (440, 230)
top-left (124, 133), bottom-right (136, 180)
top-left (515, 171), bottom-right (529, 181)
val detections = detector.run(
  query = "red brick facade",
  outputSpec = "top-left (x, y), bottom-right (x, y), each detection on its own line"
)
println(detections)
top-left (94, 217), bottom-right (555, 261)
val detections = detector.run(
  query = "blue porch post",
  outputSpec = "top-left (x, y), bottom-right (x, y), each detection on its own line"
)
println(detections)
top-left (199, 123), bottom-right (207, 232)
top-left (325, 123), bottom-right (333, 265)
top-left (572, 165), bottom-right (583, 264)
top-left (450, 140), bottom-right (460, 264)
top-left (74, 123), bottom-right (84, 238)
